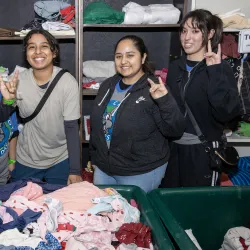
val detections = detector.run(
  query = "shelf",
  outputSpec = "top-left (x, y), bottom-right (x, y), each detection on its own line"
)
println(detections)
top-left (227, 134), bottom-right (250, 143)
top-left (223, 28), bottom-right (241, 32)
top-left (0, 35), bottom-right (75, 41)
top-left (223, 28), bottom-right (250, 32)
top-left (82, 88), bottom-right (98, 96)
top-left (83, 24), bottom-right (180, 29)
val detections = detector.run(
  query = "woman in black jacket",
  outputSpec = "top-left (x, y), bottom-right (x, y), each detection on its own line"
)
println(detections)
top-left (90, 35), bottom-right (185, 192)
top-left (161, 9), bottom-right (240, 187)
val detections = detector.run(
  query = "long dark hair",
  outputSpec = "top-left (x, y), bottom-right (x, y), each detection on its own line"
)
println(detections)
top-left (114, 35), bottom-right (154, 74)
top-left (23, 29), bottom-right (60, 66)
top-left (180, 9), bottom-right (223, 51)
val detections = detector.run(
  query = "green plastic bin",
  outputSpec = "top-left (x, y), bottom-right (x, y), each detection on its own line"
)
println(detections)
top-left (148, 187), bottom-right (250, 250)
top-left (97, 185), bottom-right (175, 250)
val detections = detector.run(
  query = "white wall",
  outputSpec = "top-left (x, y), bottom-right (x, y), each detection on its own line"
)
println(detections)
top-left (191, 0), bottom-right (250, 18)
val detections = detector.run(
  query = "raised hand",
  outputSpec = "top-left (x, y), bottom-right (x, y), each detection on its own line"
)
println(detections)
top-left (204, 40), bottom-right (221, 66)
top-left (0, 71), bottom-right (19, 100)
top-left (148, 77), bottom-right (168, 99)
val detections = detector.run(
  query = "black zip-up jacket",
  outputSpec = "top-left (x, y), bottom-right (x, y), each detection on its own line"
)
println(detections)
top-left (89, 73), bottom-right (185, 176)
top-left (167, 56), bottom-right (240, 141)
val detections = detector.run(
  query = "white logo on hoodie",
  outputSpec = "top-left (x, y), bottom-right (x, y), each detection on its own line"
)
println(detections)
top-left (136, 96), bottom-right (146, 104)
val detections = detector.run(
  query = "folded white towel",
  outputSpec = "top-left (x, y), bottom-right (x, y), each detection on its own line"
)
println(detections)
top-left (122, 2), bottom-right (180, 24)
top-left (83, 60), bottom-right (116, 78)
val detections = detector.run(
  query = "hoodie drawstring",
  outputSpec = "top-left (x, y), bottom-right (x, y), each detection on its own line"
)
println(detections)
top-left (98, 89), bottom-right (110, 106)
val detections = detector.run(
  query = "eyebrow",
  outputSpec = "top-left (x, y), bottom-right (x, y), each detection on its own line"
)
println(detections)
top-left (115, 51), bottom-right (136, 55)
top-left (27, 42), bottom-right (49, 45)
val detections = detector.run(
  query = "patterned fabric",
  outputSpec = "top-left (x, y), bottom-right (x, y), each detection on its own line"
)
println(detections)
top-left (229, 157), bottom-right (250, 186)
top-left (0, 93), bottom-right (18, 157)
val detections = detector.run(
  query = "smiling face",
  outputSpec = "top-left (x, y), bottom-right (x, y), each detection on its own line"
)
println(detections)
top-left (180, 18), bottom-right (207, 61)
top-left (26, 34), bottom-right (56, 71)
top-left (114, 39), bottom-right (146, 85)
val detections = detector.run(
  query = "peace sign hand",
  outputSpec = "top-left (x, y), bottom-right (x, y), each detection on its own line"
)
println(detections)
top-left (204, 40), bottom-right (221, 66)
top-left (148, 77), bottom-right (168, 99)
top-left (0, 71), bottom-right (19, 101)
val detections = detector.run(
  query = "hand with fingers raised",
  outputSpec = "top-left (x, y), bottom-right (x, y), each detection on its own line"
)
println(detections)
top-left (0, 71), bottom-right (19, 101)
top-left (204, 40), bottom-right (221, 66)
top-left (148, 77), bottom-right (168, 99)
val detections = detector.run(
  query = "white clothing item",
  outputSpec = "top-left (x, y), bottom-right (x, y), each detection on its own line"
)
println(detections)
top-left (44, 196), bottom-right (63, 232)
top-left (122, 2), bottom-right (180, 24)
top-left (123, 11), bottom-right (145, 24)
top-left (83, 60), bottom-right (116, 78)
top-left (122, 2), bottom-right (144, 12)
top-left (185, 229), bottom-right (202, 250)
top-left (0, 228), bottom-right (41, 248)
top-left (42, 21), bottom-right (73, 31)
top-left (220, 227), bottom-right (250, 250)
top-left (117, 243), bottom-right (151, 250)
top-left (219, 9), bottom-right (245, 19)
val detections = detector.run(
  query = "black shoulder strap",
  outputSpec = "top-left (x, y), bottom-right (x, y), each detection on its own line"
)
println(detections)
top-left (185, 103), bottom-right (203, 138)
top-left (21, 69), bottom-right (68, 124)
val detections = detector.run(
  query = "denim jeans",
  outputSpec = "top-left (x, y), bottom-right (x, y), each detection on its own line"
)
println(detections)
top-left (94, 162), bottom-right (168, 193)
top-left (10, 159), bottom-right (70, 185)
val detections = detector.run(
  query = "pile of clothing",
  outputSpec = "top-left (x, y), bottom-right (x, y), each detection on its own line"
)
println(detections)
top-left (82, 61), bottom-right (116, 90)
top-left (0, 179), bottom-right (153, 249)
top-left (219, 9), bottom-right (250, 30)
top-left (83, 1), bottom-right (180, 25)
top-left (15, 0), bottom-right (76, 37)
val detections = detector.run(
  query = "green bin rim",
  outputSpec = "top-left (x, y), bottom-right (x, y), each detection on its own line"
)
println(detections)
top-left (148, 186), bottom-right (250, 250)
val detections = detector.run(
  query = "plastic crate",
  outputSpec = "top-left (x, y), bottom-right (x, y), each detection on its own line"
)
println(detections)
top-left (149, 187), bottom-right (250, 250)
top-left (97, 185), bottom-right (175, 250)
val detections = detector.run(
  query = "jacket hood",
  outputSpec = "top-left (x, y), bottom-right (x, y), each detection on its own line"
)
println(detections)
top-left (106, 72), bottom-right (151, 93)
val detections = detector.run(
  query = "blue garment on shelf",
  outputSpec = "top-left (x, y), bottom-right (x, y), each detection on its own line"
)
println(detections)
top-left (229, 157), bottom-right (250, 186)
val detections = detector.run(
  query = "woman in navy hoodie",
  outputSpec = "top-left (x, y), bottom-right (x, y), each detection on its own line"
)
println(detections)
top-left (90, 35), bottom-right (185, 192)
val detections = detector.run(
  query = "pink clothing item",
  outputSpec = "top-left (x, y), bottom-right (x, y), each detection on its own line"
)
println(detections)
top-left (66, 238), bottom-right (88, 250)
top-left (38, 209), bottom-right (119, 242)
top-left (10, 182), bottom-right (43, 200)
top-left (34, 182), bottom-right (107, 211)
top-left (4, 195), bottom-right (46, 215)
top-left (106, 210), bottom-right (126, 230)
top-left (74, 231), bottom-right (115, 250)
top-left (0, 206), bottom-right (14, 224)
top-left (130, 199), bottom-right (138, 208)
top-left (66, 237), bottom-right (115, 250)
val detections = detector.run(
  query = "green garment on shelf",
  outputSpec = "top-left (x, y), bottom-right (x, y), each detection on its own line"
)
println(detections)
top-left (83, 2), bottom-right (125, 24)
top-left (237, 122), bottom-right (250, 137)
